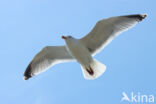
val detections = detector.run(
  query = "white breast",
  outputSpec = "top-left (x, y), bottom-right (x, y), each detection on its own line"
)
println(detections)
top-left (65, 38), bottom-right (93, 66)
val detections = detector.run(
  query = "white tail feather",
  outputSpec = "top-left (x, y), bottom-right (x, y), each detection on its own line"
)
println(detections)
top-left (81, 59), bottom-right (106, 80)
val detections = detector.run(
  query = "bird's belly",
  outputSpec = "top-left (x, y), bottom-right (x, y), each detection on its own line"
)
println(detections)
top-left (67, 44), bottom-right (93, 65)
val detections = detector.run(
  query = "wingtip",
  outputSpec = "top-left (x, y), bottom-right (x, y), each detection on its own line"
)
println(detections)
top-left (141, 13), bottom-right (147, 19)
top-left (23, 62), bottom-right (33, 80)
top-left (23, 76), bottom-right (29, 80)
top-left (125, 14), bottom-right (147, 21)
top-left (23, 74), bottom-right (33, 80)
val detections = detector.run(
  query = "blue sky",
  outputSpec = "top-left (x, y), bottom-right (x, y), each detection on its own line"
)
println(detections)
top-left (0, 0), bottom-right (156, 104)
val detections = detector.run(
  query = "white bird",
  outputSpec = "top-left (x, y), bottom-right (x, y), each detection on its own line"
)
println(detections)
top-left (24, 14), bottom-right (147, 80)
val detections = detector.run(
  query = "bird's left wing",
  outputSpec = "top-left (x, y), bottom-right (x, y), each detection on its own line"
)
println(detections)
top-left (24, 46), bottom-right (74, 80)
top-left (80, 14), bottom-right (147, 55)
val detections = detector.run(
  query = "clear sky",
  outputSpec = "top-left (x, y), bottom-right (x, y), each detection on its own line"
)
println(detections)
top-left (0, 0), bottom-right (156, 104)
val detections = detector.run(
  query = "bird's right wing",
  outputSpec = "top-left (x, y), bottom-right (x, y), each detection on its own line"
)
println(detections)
top-left (80, 14), bottom-right (147, 55)
top-left (24, 46), bottom-right (74, 80)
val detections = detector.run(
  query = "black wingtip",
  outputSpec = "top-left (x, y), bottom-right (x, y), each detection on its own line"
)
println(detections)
top-left (23, 62), bottom-right (33, 80)
top-left (23, 76), bottom-right (30, 80)
top-left (125, 14), bottom-right (147, 21)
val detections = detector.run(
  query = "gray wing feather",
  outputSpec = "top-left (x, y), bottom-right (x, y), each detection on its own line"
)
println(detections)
top-left (24, 46), bottom-right (74, 80)
top-left (81, 14), bottom-right (147, 55)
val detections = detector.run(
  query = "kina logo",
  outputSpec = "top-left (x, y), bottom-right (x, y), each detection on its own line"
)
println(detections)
top-left (121, 92), bottom-right (154, 103)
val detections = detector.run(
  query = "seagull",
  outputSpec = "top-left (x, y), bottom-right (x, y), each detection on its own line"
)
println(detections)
top-left (24, 14), bottom-right (147, 80)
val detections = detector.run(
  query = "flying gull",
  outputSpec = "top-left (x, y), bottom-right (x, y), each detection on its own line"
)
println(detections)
top-left (24, 14), bottom-right (147, 80)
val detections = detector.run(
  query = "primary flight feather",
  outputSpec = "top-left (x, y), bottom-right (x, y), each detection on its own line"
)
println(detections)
top-left (24, 14), bottom-right (147, 80)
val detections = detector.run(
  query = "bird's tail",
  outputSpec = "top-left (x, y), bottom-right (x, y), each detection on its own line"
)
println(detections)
top-left (81, 59), bottom-right (106, 80)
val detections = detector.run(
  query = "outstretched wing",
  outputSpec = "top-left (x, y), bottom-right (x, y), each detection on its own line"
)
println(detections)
top-left (81, 14), bottom-right (147, 55)
top-left (24, 46), bottom-right (74, 80)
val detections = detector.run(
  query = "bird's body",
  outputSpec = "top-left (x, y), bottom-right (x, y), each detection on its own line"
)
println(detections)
top-left (64, 37), bottom-right (106, 79)
top-left (24, 14), bottom-right (147, 80)
top-left (65, 37), bottom-right (93, 66)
